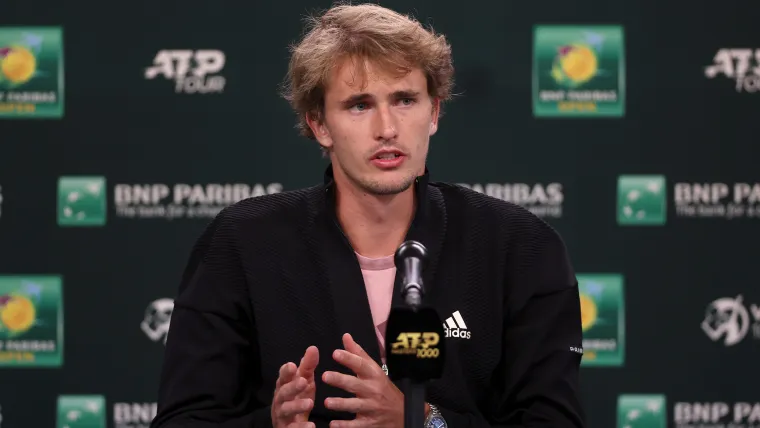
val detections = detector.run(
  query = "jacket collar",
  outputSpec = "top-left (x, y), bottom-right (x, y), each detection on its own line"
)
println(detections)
top-left (322, 164), bottom-right (431, 223)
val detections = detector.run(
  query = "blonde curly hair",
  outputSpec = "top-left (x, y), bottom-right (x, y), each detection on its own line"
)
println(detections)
top-left (281, 2), bottom-right (455, 140)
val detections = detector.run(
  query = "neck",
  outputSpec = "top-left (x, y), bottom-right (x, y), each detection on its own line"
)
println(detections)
top-left (333, 177), bottom-right (416, 259)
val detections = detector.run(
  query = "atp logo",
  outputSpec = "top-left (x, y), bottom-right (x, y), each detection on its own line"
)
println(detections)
top-left (701, 295), bottom-right (760, 346)
top-left (145, 50), bottom-right (226, 94)
top-left (390, 332), bottom-right (440, 358)
top-left (705, 48), bottom-right (760, 93)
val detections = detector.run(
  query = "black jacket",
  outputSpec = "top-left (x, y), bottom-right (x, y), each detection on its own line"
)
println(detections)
top-left (151, 166), bottom-right (586, 428)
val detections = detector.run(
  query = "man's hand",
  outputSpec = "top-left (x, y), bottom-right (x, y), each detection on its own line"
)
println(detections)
top-left (271, 345), bottom-right (320, 428)
top-left (323, 333), bottom-right (404, 428)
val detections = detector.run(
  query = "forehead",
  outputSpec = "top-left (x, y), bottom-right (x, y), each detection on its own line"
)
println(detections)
top-left (325, 57), bottom-right (427, 98)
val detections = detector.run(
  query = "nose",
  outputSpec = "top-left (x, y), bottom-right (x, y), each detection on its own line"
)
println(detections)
top-left (373, 104), bottom-right (398, 141)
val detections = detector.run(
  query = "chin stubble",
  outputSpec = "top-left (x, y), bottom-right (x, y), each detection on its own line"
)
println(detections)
top-left (356, 173), bottom-right (417, 196)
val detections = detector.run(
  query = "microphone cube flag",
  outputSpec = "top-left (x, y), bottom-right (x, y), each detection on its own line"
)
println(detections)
top-left (384, 305), bottom-right (445, 382)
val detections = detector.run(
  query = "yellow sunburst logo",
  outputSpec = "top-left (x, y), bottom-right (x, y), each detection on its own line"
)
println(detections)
top-left (579, 293), bottom-right (598, 331)
top-left (1, 295), bottom-right (37, 333)
top-left (1, 46), bottom-right (37, 84)
top-left (559, 44), bottom-right (598, 84)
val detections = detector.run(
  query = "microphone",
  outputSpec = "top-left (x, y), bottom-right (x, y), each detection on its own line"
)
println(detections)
top-left (385, 240), bottom-right (445, 428)
top-left (394, 240), bottom-right (427, 308)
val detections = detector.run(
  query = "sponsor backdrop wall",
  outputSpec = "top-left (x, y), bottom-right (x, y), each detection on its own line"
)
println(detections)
top-left (1, 0), bottom-right (758, 427)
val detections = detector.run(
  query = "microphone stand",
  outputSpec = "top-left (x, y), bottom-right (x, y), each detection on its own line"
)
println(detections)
top-left (401, 288), bottom-right (425, 428)
top-left (403, 375), bottom-right (426, 428)
top-left (386, 240), bottom-right (443, 428)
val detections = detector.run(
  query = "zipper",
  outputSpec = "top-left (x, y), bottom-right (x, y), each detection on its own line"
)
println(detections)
top-left (331, 216), bottom-right (389, 370)
top-left (328, 187), bottom-right (397, 377)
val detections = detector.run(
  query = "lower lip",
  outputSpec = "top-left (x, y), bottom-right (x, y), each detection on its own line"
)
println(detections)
top-left (371, 155), bottom-right (405, 169)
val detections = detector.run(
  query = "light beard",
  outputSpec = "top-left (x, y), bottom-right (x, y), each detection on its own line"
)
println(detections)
top-left (352, 172), bottom-right (417, 196)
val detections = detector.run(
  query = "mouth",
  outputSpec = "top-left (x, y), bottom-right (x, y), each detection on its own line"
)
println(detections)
top-left (370, 149), bottom-right (406, 169)
top-left (372, 150), bottom-right (404, 160)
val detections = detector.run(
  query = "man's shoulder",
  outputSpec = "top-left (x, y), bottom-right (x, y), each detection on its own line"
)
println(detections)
top-left (214, 185), bottom-right (323, 229)
top-left (432, 182), bottom-right (573, 286)
top-left (432, 182), bottom-right (565, 249)
top-left (432, 182), bottom-right (548, 223)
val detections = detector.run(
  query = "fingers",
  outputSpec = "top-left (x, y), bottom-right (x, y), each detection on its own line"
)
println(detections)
top-left (297, 346), bottom-right (320, 379)
top-left (276, 362), bottom-right (297, 389)
top-left (276, 376), bottom-right (309, 404)
top-left (324, 397), bottom-right (364, 413)
top-left (322, 370), bottom-right (363, 394)
top-left (333, 348), bottom-right (381, 378)
top-left (273, 348), bottom-right (321, 428)
top-left (330, 419), bottom-right (363, 428)
top-left (272, 375), bottom-right (312, 427)
top-left (342, 333), bottom-right (370, 359)
top-left (278, 398), bottom-right (314, 418)
top-left (341, 334), bottom-right (381, 377)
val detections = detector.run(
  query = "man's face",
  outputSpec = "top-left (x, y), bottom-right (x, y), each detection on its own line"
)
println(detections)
top-left (309, 57), bottom-right (439, 196)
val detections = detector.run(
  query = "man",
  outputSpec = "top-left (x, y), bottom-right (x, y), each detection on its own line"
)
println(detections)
top-left (151, 3), bottom-right (586, 428)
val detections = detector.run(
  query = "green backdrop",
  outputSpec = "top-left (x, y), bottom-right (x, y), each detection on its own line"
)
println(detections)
top-left (2, 0), bottom-right (759, 427)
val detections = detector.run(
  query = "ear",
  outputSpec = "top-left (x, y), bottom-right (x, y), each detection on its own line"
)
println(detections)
top-left (429, 98), bottom-right (440, 136)
top-left (305, 111), bottom-right (333, 149)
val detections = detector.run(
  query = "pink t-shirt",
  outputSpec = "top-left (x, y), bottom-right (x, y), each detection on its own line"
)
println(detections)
top-left (355, 252), bottom-right (396, 364)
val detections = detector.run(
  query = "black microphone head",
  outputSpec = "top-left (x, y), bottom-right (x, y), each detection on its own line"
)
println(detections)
top-left (395, 240), bottom-right (428, 266)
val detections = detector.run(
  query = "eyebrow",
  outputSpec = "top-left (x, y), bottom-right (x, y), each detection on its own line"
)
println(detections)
top-left (339, 90), bottom-right (421, 106)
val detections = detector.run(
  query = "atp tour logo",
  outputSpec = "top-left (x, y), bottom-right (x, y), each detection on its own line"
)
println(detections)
top-left (705, 48), bottom-right (760, 93)
top-left (701, 295), bottom-right (760, 347)
top-left (144, 50), bottom-right (226, 94)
